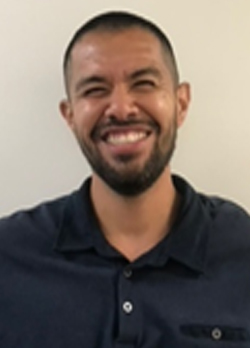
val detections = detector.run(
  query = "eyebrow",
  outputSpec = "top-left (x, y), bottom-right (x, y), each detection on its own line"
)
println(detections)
top-left (74, 76), bottom-right (107, 93)
top-left (129, 67), bottom-right (162, 80)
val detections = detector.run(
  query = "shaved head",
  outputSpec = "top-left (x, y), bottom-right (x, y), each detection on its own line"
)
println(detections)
top-left (63, 11), bottom-right (179, 95)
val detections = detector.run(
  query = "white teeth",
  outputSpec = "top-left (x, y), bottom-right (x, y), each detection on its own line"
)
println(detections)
top-left (106, 132), bottom-right (147, 145)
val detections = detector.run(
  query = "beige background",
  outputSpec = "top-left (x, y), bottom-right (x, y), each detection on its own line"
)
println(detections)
top-left (0, 0), bottom-right (249, 217)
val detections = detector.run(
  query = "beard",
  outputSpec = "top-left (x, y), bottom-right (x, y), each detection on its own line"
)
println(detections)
top-left (75, 119), bottom-right (177, 196)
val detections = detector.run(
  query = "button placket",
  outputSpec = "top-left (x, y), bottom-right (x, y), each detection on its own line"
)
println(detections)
top-left (117, 267), bottom-right (139, 343)
top-left (122, 267), bottom-right (133, 315)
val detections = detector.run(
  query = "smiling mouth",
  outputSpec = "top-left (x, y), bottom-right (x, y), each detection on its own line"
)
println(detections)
top-left (105, 131), bottom-right (149, 145)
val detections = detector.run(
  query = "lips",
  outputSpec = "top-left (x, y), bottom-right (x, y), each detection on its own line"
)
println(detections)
top-left (105, 130), bottom-right (148, 145)
top-left (93, 122), bottom-right (156, 144)
top-left (91, 121), bottom-right (157, 159)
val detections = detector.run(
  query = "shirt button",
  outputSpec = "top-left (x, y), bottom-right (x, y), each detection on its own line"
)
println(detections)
top-left (211, 327), bottom-right (222, 340)
top-left (123, 301), bottom-right (133, 314)
top-left (123, 267), bottom-right (132, 278)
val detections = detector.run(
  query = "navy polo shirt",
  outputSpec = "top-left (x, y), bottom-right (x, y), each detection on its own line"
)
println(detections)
top-left (1, 175), bottom-right (250, 347)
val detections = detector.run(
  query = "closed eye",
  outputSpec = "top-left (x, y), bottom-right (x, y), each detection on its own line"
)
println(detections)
top-left (82, 86), bottom-right (109, 97)
top-left (133, 80), bottom-right (157, 90)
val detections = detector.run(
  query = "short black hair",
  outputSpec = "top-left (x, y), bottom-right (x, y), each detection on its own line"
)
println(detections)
top-left (63, 11), bottom-right (179, 93)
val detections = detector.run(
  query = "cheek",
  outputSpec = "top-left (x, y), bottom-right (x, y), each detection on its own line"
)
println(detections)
top-left (156, 92), bottom-right (175, 112)
top-left (72, 102), bottom-right (102, 135)
top-left (143, 95), bottom-right (175, 127)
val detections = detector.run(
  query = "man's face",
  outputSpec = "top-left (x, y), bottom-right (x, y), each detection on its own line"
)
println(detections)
top-left (60, 27), bottom-right (190, 196)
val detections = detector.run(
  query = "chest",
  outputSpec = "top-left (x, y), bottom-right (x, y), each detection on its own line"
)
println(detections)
top-left (0, 255), bottom-right (250, 348)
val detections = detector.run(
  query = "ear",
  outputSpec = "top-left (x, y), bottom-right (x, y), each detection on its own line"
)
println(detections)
top-left (59, 99), bottom-right (75, 131)
top-left (176, 82), bottom-right (191, 127)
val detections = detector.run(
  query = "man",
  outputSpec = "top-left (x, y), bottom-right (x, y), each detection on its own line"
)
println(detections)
top-left (0, 11), bottom-right (250, 348)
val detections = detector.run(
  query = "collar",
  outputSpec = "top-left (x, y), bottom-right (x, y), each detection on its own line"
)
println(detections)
top-left (54, 175), bottom-right (211, 273)
top-left (165, 176), bottom-right (210, 273)
top-left (54, 178), bottom-right (96, 252)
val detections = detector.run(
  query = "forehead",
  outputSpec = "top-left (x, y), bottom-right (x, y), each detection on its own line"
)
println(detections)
top-left (69, 27), bottom-right (171, 80)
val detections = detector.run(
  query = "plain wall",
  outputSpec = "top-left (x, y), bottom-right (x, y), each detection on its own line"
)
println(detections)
top-left (0, 0), bottom-right (250, 217)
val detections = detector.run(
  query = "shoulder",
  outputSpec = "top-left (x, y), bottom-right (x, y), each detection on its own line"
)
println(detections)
top-left (200, 194), bottom-right (250, 230)
top-left (0, 177), bottom-right (92, 256)
top-left (0, 194), bottom-right (68, 229)
top-left (174, 175), bottom-right (250, 235)
top-left (199, 194), bottom-right (250, 260)
top-left (0, 193), bottom-right (72, 254)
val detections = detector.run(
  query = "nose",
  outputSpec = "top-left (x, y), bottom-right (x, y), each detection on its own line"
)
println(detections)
top-left (104, 85), bottom-right (139, 121)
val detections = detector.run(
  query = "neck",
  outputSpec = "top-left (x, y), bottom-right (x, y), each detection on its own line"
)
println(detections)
top-left (90, 168), bottom-right (180, 261)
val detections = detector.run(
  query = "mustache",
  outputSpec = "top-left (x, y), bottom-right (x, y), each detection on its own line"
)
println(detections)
top-left (92, 119), bottom-right (159, 139)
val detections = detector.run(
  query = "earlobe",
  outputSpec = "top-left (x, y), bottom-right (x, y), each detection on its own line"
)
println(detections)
top-left (176, 82), bottom-right (191, 127)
